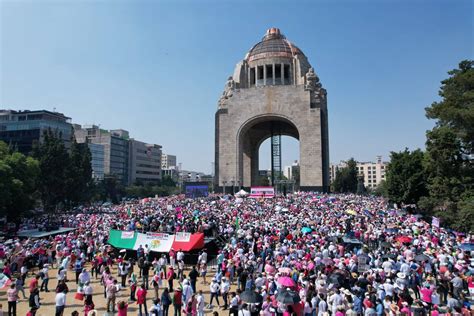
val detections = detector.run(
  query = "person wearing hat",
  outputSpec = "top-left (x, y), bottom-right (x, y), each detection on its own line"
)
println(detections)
top-left (40, 263), bottom-right (50, 292)
top-left (208, 278), bottom-right (221, 309)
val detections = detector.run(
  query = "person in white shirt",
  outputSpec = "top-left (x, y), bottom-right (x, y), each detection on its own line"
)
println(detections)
top-left (208, 279), bottom-right (220, 308)
top-left (79, 268), bottom-right (91, 286)
top-left (182, 279), bottom-right (193, 304)
top-left (317, 294), bottom-right (328, 316)
top-left (196, 290), bottom-right (205, 316)
top-left (220, 277), bottom-right (230, 310)
top-left (177, 250), bottom-right (184, 262)
top-left (40, 264), bottom-right (50, 292)
top-left (383, 279), bottom-right (394, 297)
top-left (238, 303), bottom-right (251, 316)
top-left (328, 289), bottom-right (343, 315)
top-left (55, 289), bottom-right (67, 316)
top-left (149, 298), bottom-right (163, 316)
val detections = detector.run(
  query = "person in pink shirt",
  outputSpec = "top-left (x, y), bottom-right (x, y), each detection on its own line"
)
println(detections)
top-left (400, 301), bottom-right (412, 316)
top-left (418, 284), bottom-right (433, 306)
top-left (137, 283), bottom-right (148, 316)
top-left (117, 300), bottom-right (128, 316)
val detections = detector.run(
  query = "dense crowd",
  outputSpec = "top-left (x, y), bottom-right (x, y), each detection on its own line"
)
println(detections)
top-left (0, 193), bottom-right (473, 316)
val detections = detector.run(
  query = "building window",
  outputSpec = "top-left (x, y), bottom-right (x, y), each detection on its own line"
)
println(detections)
top-left (275, 64), bottom-right (282, 85)
top-left (250, 67), bottom-right (256, 86)
top-left (257, 66), bottom-right (264, 85)
top-left (284, 64), bottom-right (290, 84)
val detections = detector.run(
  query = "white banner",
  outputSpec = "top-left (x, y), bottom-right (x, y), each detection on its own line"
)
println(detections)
top-left (135, 232), bottom-right (174, 252)
top-left (249, 186), bottom-right (275, 198)
top-left (175, 232), bottom-right (191, 242)
top-left (121, 231), bottom-right (135, 239)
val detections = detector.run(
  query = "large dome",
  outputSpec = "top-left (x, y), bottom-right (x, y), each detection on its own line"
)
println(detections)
top-left (245, 28), bottom-right (304, 62)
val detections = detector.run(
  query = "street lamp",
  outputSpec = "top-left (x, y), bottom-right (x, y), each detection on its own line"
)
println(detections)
top-left (231, 180), bottom-right (235, 195)
top-left (223, 180), bottom-right (227, 195)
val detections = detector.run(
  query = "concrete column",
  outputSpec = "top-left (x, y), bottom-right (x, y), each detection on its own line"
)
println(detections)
top-left (281, 63), bottom-right (284, 85)
top-left (272, 64), bottom-right (276, 85)
top-left (263, 64), bottom-right (267, 86)
top-left (248, 66), bottom-right (251, 87)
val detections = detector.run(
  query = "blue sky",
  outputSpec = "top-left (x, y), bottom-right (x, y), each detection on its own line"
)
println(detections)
top-left (1, 0), bottom-right (472, 173)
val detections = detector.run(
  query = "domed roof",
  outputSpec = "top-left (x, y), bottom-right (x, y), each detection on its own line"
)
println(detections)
top-left (246, 28), bottom-right (304, 62)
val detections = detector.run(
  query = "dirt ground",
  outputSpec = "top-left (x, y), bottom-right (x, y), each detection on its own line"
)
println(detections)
top-left (0, 263), bottom-right (232, 316)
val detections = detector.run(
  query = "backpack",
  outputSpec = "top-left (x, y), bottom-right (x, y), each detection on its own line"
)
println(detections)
top-left (29, 294), bottom-right (37, 308)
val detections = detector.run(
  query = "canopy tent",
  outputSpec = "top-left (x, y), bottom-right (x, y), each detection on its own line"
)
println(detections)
top-left (234, 189), bottom-right (249, 197)
top-left (108, 229), bottom-right (205, 253)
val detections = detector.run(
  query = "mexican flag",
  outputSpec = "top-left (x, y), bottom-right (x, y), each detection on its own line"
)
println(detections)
top-left (0, 273), bottom-right (12, 289)
top-left (108, 229), bottom-right (205, 252)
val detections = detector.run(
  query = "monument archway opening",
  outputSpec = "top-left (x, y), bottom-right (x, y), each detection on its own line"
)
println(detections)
top-left (238, 116), bottom-right (299, 188)
top-left (258, 136), bottom-right (300, 189)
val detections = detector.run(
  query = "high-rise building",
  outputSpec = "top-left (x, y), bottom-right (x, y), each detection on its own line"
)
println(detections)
top-left (330, 156), bottom-right (388, 189)
top-left (128, 139), bottom-right (162, 185)
top-left (161, 154), bottom-right (177, 169)
top-left (356, 156), bottom-right (387, 189)
top-left (87, 143), bottom-right (105, 180)
top-left (74, 124), bottom-right (129, 185)
top-left (0, 109), bottom-right (73, 155)
top-left (283, 160), bottom-right (300, 181)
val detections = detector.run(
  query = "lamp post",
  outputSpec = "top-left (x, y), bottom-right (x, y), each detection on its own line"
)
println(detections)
top-left (231, 180), bottom-right (235, 195)
top-left (223, 181), bottom-right (227, 195)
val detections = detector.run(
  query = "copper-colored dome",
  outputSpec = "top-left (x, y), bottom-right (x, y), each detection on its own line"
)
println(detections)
top-left (246, 28), bottom-right (303, 62)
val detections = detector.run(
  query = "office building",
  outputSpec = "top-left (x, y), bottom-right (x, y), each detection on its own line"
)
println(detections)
top-left (87, 143), bottom-right (105, 180)
top-left (128, 139), bottom-right (162, 185)
top-left (161, 154), bottom-right (177, 169)
top-left (283, 160), bottom-right (300, 181)
top-left (330, 156), bottom-right (388, 189)
top-left (0, 109), bottom-right (73, 155)
top-left (74, 125), bottom-right (129, 185)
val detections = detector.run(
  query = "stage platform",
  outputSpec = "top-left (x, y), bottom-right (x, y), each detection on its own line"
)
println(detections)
top-left (17, 227), bottom-right (76, 238)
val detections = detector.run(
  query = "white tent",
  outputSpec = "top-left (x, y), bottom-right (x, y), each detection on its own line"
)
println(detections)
top-left (235, 189), bottom-right (249, 197)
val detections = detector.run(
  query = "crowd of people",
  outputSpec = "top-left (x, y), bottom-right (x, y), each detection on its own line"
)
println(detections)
top-left (0, 192), bottom-right (473, 316)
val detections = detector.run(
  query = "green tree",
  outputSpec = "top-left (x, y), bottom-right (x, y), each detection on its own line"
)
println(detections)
top-left (426, 60), bottom-right (474, 155)
top-left (33, 129), bottom-right (70, 213)
top-left (332, 158), bottom-right (358, 193)
top-left (65, 140), bottom-right (93, 206)
top-left (420, 60), bottom-right (474, 231)
top-left (0, 141), bottom-right (40, 223)
top-left (385, 148), bottom-right (427, 205)
top-left (372, 180), bottom-right (388, 197)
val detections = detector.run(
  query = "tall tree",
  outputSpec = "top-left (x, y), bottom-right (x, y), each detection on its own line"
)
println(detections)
top-left (33, 129), bottom-right (70, 213)
top-left (0, 141), bottom-right (40, 223)
top-left (420, 60), bottom-right (474, 231)
top-left (332, 158), bottom-right (358, 193)
top-left (65, 140), bottom-right (93, 206)
top-left (385, 148), bottom-right (427, 206)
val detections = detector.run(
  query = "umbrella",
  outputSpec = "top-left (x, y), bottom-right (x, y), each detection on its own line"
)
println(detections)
top-left (265, 264), bottom-right (276, 274)
top-left (321, 258), bottom-right (334, 266)
top-left (346, 210), bottom-right (357, 216)
top-left (414, 254), bottom-right (430, 262)
top-left (301, 227), bottom-right (312, 234)
top-left (278, 276), bottom-right (295, 287)
top-left (278, 267), bottom-right (292, 274)
top-left (276, 289), bottom-right (301, 304)
top-left (460, 243), bottom-right (474, 252)
top-left (240, 290), bottom-right (262, 303)
top-left (396, 236), bottom-right (412, 244)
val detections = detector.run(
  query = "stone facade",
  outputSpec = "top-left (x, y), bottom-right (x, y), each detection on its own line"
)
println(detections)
top-left (215, 28), bottom-right (329, 192)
